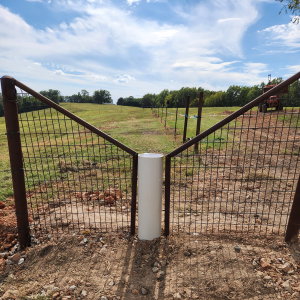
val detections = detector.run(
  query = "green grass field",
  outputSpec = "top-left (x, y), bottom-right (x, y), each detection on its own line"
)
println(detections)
top-left (0, 103), bottom-right (241, 203)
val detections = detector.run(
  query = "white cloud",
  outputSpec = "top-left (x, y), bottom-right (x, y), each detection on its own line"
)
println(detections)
top-left (33, 62), bottom-right (41, 65)
top-left (91, 74), bottom-right (107, 81)
top-left (0, 1), bottom-right (270, 99)
top-left (127, 0), bottom-right (140, 5)
top-left (113, 74), bottom-right (136, 83)
top-left (259, 22), bottom-right (300, 49)
top-left (54, 70), bottom-right (65, 75)
top-left (26, 0), bottom-right (43, 2)
top-left (243, 62), bottom-right (269, 74)
top-left (217, 18), bottom-right (242, 23)
top-left (59, 21), bottom-right (68, 30)
top-left (172, 59), bottom-right (239, 72)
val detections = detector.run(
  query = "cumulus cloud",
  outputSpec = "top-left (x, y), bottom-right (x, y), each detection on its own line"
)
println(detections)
top-left (113, 74), bottom-right (136, 83)
top-left (33, 62), bottom-right (41, 65)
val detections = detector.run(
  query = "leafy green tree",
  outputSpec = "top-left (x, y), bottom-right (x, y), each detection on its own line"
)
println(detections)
top-left (81, 89), bottom-right (91, 103)
top-left (40, 89), bottom-right (64, 103)
top-left (141, 93), bottom-right (155, 107)
top-left (93, 90), bottom-right (112, 104)
top-left (205, 91), bottom-right (225, 107)
top-left (117, 97), bottom-right (125, 105)
top-left (278, 0), bottom-right (300, 23)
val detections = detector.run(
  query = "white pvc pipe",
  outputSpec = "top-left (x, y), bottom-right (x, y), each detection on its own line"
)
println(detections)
top-left (138, 153), bottom-right (163, 240)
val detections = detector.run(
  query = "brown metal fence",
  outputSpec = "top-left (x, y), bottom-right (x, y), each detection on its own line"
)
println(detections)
top-left (1, 76), bottom-right (138, 248)
top-left (165, 72), bottom-right (300, 240)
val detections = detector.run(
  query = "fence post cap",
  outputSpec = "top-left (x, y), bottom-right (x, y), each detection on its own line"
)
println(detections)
top-left (1, 75), bottom-right (14, 80)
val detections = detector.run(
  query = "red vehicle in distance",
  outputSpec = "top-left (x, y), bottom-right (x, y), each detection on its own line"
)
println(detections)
top-left (259, 75), bottom-right (289, 113)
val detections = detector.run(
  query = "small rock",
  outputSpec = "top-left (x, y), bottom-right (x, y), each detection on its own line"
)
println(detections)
top-left (101, 297), bottom-right (108, 300)
top-left (11, 252), bottom-right (21, 263)
top-left (278, 258), bottom-right (283, 263)
top-left (153, 262), bottom-right (160, 267)
top-left (161, 259), bottom-right (167, 267)
top-left (234, 245), bottom-right (241, 253)
top-left (109, 280), bottom-right (115, 286)
top-left (282, 280), bottom-right (292, 293)
top-left (260, 258), bottom-right (272, 270)
top-left (132, 289), bottom-right (139, 295)
top-left (81, 290), bottom-right (87, 297)
top-left (252, 260), bottom-right (257, 266)
top-left (83, 238), bottom-right (88, 243)
top-left (85, 282), bottom-right (92, 287)
top-left (281, 262), bottom-right (291, 273)
top-left (6, 259), bottom-right (13, 265)
top-left (52, 291), bottom-right (60, 299)
top-left (100, 247), bottom-right (107, 254)
top-left (141, 288), bottom-right (148, 295)
top-left (157, 271), bottom-right (165, 280)
top-left (264, 276), bottom-right (272, 280)
top-left (173, 292), bottom-right (182, 299)
top-left (193, 233), bottom-right (199, 236)
top-left (152, 267), bottom-right (159, 273)
top-left (18, 258), bottom-right (25, 265)
top-left (69, 285), bottom-right (76, 290)
top-left (184, 250), bottom-right (191, 257)
top-left (48, 235), bottom-right (52, 239)
top-left (1, 252), bottom-right (8, 258)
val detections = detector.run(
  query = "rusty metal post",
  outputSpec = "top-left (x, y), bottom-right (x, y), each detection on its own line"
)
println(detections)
top-left (164, 156), bottom-right (171, 236)
top-left (183, 96), bottom-right (190, 143)
top-left (285, 174), bottom-right (300, 242)
top-left (1, 76), bottom-right (30, 249)
top-left (194, 92), bottom-right (204, 152)
top-left (130, 154), bottom-right (138, 235)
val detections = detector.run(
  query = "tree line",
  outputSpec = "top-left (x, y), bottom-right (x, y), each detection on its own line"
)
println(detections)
top-left (0, 88), bottom-right (112, 117)
top-left (117, 78), bottom-right (300, 108)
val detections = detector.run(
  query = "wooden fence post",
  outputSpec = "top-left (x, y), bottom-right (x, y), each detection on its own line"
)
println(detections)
top-left (1, 76), bottom-right (30, 249)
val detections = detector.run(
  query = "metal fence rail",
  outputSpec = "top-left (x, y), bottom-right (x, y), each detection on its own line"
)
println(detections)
top-left (165, 72), bottom-right (300, 239)
top-left (1, 76), bottom-right (138, 248)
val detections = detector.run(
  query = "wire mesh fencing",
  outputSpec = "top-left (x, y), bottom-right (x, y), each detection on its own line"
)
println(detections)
top-left (2, 78), bottom-right (138, 237)
top-left (165, 79), bottom-right (300, 237)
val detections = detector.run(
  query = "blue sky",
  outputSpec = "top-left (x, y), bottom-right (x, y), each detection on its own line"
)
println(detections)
top-left (0, 0), bottom-right (299, 102)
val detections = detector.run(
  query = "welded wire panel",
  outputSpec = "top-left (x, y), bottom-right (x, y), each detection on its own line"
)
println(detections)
top-left (16, 89), bottom-right (133, 234)
top-left (169, 81), bottom-right (300, 236)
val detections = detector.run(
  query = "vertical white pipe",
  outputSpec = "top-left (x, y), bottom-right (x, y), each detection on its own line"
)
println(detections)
top-left (138, 153), bottom-right (163, 240)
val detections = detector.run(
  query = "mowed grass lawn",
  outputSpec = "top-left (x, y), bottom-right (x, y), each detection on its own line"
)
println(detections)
top-left (0, 103), bottom-right (240, 202)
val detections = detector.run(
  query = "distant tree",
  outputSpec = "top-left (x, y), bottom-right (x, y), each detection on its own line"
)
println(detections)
top-left (123, 96), bottom-right (142, 107)
top-left (141, 93), bottom-right (155, 107)
top-left (278, 0), bottom-right (300, 23)
top-left (81, 89), bottom-right (92, 103)
top-left (204, 92), bottom-right (225, 107)
top-left (117, 97), bottom-right (125, 105)
top-left (93, 90), bottom-right (112, 104)
top-left (40, 89), bottom-right (64, 103)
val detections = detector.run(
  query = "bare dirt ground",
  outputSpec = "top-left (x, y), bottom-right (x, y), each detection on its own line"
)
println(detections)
top-left (1, 231), bottom-right (300, 300)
